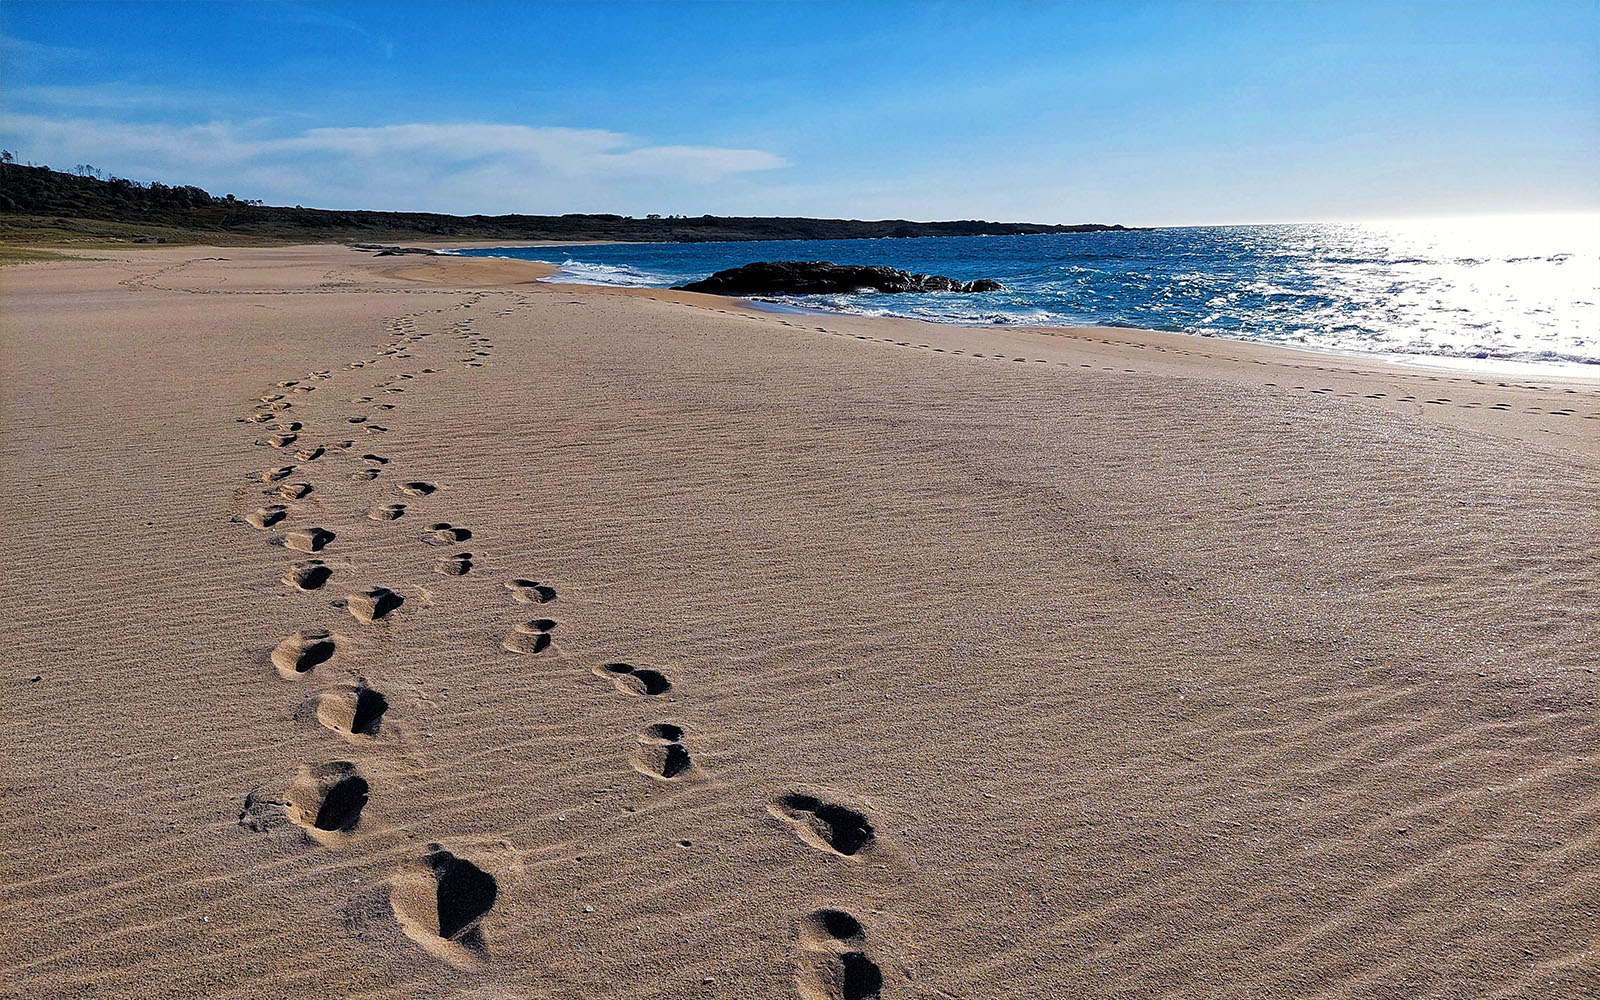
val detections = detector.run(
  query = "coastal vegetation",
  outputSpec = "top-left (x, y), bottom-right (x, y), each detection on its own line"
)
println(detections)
top-left (0, 160), bottom-right (1130, 247)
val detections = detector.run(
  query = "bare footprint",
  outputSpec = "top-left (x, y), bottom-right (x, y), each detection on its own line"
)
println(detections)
top-left (435, 552), bottom-right (473, 577)
top-left (768, 794), bottom-right (876, 857)
top-left (391, 846), bottom-right (498, 968)
top-left (314, 683), bottom-right (388, 737)
top-left (351, 468), bottom-right (380, 482)
top-left (593, 662), bottom-right (672, 697)
top-left (505, 579), bottom-right (555, 604)
top-left (282, 559), bottom-right (332, 591)
top-left (501, 619), bottom-right (554, 654)
top-left (422, 523), bottom-right (471, 545)
top-left (348, 587), bottom-right (403, 623)
top-left (630, 723), bottom-right (693, 780)
top-left (261, 465), bottom-right (296, 483)
top-left (398, 481), bottom-right (436, 497)
top-left (796, 910), bottom-right (883, 1000)
top-left (368, 503), bottom-right (407, 521)
top-left (277, 482), bottom-right (312, 500)
top-left (272, 628), bottom-right (335, 677)
top-left (245, 505), bottom-right (287, 529)
top-left (284, 761), bottom-right (369, 843)
top-left (284, 526), bottom-right (335, 553)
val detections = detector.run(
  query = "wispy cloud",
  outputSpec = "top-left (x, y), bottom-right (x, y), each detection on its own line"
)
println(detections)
top-left (240, 2), bottom-right (396, 59)
top-left (6, 83), bottom-right (230, 114)
top-left (0, 115), bottom-right (788, 213)
top-left (0, 31), bottom-right (90, 80)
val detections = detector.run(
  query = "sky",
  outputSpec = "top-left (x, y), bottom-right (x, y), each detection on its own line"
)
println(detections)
top-left (1, 0), bottom-right (1596, 226)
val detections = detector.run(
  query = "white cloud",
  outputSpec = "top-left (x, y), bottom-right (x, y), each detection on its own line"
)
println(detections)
top-left (0, 114), bottom-right (788, 213)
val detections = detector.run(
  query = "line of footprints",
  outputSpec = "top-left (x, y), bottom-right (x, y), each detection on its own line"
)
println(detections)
top-left (737, 308), bottom-right (1600, 421)
top-left (232, 299), bottom-right (888, 997)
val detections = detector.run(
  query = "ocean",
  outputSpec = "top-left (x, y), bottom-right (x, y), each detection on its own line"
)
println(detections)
top-left (450, 215), bottom-right (1599, 369)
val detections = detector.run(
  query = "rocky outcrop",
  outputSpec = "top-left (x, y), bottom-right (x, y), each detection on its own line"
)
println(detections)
top-left (350, 244), bottom-right (437, 256)
top-left (674, 261), bottom-right (1003, 296)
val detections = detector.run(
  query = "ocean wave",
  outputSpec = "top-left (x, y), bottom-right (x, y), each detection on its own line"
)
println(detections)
top-left (548, 258), bottom-right (679, 287)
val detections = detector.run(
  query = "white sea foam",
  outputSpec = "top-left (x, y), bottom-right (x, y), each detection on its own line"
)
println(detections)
top-left (547, 258), bottom-right (679, 287)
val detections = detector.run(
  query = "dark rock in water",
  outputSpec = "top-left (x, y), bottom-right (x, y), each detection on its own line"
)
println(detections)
top-left (674, 261), bottom-right (1003, 296)
top-left (350, 244), bottom-right (437, 256)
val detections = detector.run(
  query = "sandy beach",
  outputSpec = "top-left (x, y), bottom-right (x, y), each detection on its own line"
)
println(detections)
top-left (1, 244), bottom-right (1596, 999)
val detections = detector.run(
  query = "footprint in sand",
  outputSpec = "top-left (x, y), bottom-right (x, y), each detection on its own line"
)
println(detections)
top-left (362, 454), bottom-right (389, 464)
top-left (768, 794), bottom-right (876, 858)
top-left (284, 761), bottom-right (370, 842)
top-left (368, 503), bottom-right (407, 521)
top-left (261, 465), bottom-right (296, 483)
top-left (795, 909), bottom-right (884, 1000)
top-left (435, 552), bottom-right (473, 577)
top-left (505, 578), bottom-right (556, 604)
top-left (272, 628), bottom-right (336, 677)
top-left (282, 559), bottom-right (332, 591)
top-left (351, 468), bottom-right (380, 482)
top-left (501, 618), bottom-right (555, 654)
top-left (277, 482), bottom-right (312, 500)
top-left (593, 662), bottom-right (672, 697)
top-left (391, 846), bottom-right (498, 968)
top-left (630, 723), bottom-right (693, 781)
top-left (398, 481), bottom-right (436, 497)
top-left (422, 523), bottom-right (472, 545)
top-left (258, 432), bottom-right (298, 449)
top-left (294, 446), bottom-right (325, 462)
top-left (245, 505), bottom-right (287, 529)
top-left (347, 586), bottom-right (403, 623)
top-left (313, 683), bottom-right (389, 737)
top-left (284, 526), bottom-right (335, 553)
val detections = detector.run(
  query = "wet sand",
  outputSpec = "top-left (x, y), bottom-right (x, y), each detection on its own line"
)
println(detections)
top-left (2, 244), bottom-right (1596, 999)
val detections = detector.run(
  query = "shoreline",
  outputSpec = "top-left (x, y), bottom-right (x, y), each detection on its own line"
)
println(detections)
top-left (734, 292), bottom-right (1600, 381)
top-left (441, 241), bottom-right (1600, 381)
top-left (6, 242), bottom-right (1596, 453)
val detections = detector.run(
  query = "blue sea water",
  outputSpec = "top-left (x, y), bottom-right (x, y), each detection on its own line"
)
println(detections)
top-left (451, 216), bottom-right (1600, 368)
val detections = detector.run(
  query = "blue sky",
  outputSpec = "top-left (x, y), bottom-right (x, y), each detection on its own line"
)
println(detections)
top-left (1, 1), bottom-right (1596, 225)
